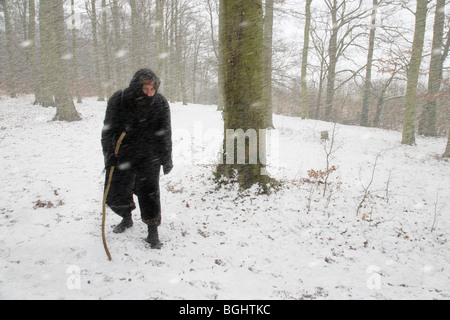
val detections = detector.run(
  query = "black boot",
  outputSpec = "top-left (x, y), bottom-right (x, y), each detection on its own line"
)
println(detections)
top-left (113, 216), bottom-right (133, 234)
top-left (146, 225), bottom-right (163, 249)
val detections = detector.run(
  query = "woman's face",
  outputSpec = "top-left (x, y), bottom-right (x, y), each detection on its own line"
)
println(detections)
top-left (142, 83), bottom-right (156, 97)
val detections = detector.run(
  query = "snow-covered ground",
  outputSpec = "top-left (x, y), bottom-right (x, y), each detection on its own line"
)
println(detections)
top-left (0, 95), bottom-right (449, 300)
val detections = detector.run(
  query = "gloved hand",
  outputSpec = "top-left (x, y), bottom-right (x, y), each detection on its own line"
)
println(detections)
top-left (106, 153), bottom-right (119, 167)
top-left (163, 160), bottom-right (173, 175)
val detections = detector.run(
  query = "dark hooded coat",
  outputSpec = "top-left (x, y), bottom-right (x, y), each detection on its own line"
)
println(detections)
top-left (102, 69), bottom-right (172, 168)
top-left (101, 69), bottom-right (172, 226)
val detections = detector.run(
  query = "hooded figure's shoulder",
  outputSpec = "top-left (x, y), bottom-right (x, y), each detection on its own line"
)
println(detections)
top-left (154, 93), bottom-right (169, 108)
top-left (110, 89), bottom-right (123, 99)
top-left (107, 90), bottom-right (124, 107)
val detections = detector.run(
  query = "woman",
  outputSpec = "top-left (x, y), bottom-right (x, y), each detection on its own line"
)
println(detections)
top-left (101, 69), bottom-right (173, 249)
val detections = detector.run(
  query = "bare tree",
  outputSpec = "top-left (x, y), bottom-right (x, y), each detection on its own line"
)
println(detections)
top-left (87, 0), bottom-right (105, 101)
top-left (110, 0), bottom-right (125, 89)
top-left (401, 0), bottom-right (428, 145)
top-left (323, 0), bottom-right (370, 122)
top-left (155, 0), bottom-right (165, 77)
top-left (39, 0), bottom-right (81, 121)
top-left (216, 0), bottom-right (271, 191)
top-left (310, 18), bottom-right (328, 119)
top-left (443, 131), bottom-right (450, 157)
top-left (418, 0), bottom-right (445, 137)
top-left (52, 0), bottom-right (81, 121)
top-left (301, 0), bottom-right (312, 119)
top-left (71, 0), bottom-right (82, 103)
top-left (360, 0), bottom-right (378, 127)
top-left (264, 0), bottom-right (274, 127)
top-left (1, 0), bottom-right (17, 98)
top-left (28, 0), bottom-right (41, 105)
top-left (206, 0), bottom-right (224, 109)
top-left (101, 0), bottom-right (113, 98)
top-left (130, 0), bottom-right (140, 71)
top-left (174, 0), bottom-right (188, 105)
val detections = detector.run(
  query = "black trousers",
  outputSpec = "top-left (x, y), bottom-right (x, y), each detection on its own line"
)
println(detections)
top-left (105, 162), bottom-right (162, 226)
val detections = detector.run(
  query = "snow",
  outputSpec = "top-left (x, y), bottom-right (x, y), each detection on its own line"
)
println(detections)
top-left (0, 95), bottom-right (449, 300)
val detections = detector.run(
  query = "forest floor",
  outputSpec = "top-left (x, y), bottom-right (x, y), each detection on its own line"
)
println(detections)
top-left (0, 95), bottom-right (449, 300)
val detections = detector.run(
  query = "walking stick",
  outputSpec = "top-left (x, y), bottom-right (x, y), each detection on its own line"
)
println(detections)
top-left (102, 132), bottom-right (127, 261)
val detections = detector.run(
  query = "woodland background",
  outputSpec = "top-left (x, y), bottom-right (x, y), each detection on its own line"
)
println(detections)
top-left (1, 0), bottom-right (449, 154)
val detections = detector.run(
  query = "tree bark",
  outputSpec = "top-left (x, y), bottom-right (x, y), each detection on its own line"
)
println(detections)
top-left (130, 0), bottom-right (140, 72)
top-left (90, 0), bottom-right (104, 101)
top-left (167, 0), bottom-right (176, 101)
top-left (28, 0), bottom-right (42, 105)
top-left (71, 0), bottom-right (82, 103)
top-left (111, 0), bottom-right (125, 89)
top-left (52, 0), bottom-right (81, 121)
top-left (39, 0), bottom-right (57, 107)
top-left (155, 0), bottom-right (165, 78)
top-left (443, 130), bottom-right (450, 158)
top-left (1, 0), bottom-right (17, 98)
top-left (101, 0), bottom-right (113, 98)
top-left (401, 0), bottom-right (427, 145)
top-left (263, 0), bottom-right (274, 127)
top-left (301, 0), bottom-right (312, 119)
top-left (324, 0), bottom-right (338, 121)
top-left (361, 0), bottom-right (377, 127)
top-left (217, 0), bottom-right (225, 110)
top-left (373, 73), bottom-right (395, 127)
top-left (418, 0), bottom-right (444, 137)
top-left (174, 1), bottom-right (188, 105)
top-left (216, 0), bottom-right (270, 191)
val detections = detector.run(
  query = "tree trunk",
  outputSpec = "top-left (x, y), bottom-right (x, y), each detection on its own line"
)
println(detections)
top-left (216, 0), bottom-right (271, 191)
top-left (155, 0), bottom-right (165, 78)
top-left (39, 0), bottom-right (57, 107)
top-left (373, 74), bottom-right (395, 127)
top-left (325, 1), bottom-right (338, 121)
top-left (49, 0), bottom-right (81, 121)
top-left (361, 0), bottom-right (377, 127)
top-left (130, 0), bottom-right (139, 72)
top-left (418, 0), bottom-right (444, 137)
top-left (111, 0), bottom-right (125, 89)
top-left (314, 58), bottom-right (325, 120)
top-left (28, 0), bottom-right (42, 105)
top-left (401, 0), bottom-right (427, 145)
top-left (217, 0), bottom-right (225, 110)
top-left (443, 130), bottom-right (450, 158)
top-left (1, 0), bottom-right (17, 98)
top-left (90, 0), bottom-right (104, 101)
top-left (102, 0), bottom-right (113, 98)
top-left (263, 0), bottom-right (274, 127)
top-left (174, 1), bottom-right (187, 105)
top-left (71, 0), bottom-right (82, 104)
top-left (192, 39), bottom-right (200, 103)
top-left (167, 0), bottom-right (176, 102)
top-left (301, 0), bottom-right (312, 119)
